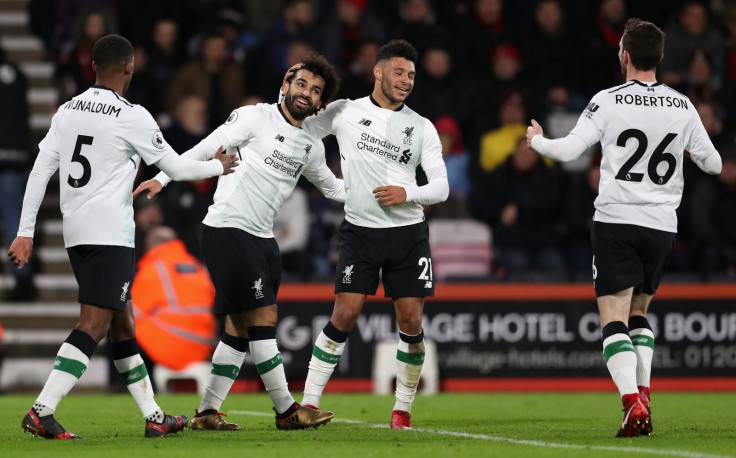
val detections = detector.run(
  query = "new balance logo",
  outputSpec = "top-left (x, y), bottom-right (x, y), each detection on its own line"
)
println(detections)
top-left (358, 118), bottom-right (372, 126)
top-left (342, 265), bottom-right (354, 284)
top-left (274, 134), bottom-right (285, 142)
top-left (399, 149), bottom-right (412, 164)
top-left (584, 103), bottom-right (600, 119)
top-left (424, 281), bottom-right (432, 288)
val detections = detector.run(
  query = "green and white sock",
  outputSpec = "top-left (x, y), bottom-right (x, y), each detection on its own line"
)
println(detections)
top-left (630, 327), bottom-right (654, 388)
top-left (112, 339), bottom-right (162, 422)
top-left (393, 331), bottom-right (425, 413)
top-left (302, 330), bottom-right (346, 408)
top-left (249, 327), bottom-right (294, 415)
top-left (602, 322), bottom-right (638, 397)
top-left (114, 354), bottom-right (162, 422)
top-left (35, 342), bottom-right (91, 416)
top-left (199, 334), bottom-right (248, 412)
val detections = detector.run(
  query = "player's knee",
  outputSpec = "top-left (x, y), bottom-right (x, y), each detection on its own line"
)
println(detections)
top-left (75, 321), bottom-right (111, 343)
top-left (396, 315), bottom-right (422, 335)
top-left (331, 307), bottom-right (360, 331)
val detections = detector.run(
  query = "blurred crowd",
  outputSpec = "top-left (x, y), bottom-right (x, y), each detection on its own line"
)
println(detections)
top-left (2, 0), bottom-right (736, 293)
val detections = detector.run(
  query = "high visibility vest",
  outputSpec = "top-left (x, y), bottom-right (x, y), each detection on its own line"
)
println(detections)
top-left (132, 239), bottom-right (215, 370)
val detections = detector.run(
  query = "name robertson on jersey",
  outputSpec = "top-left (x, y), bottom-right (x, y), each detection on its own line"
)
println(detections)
top-left (357, 132), bottom-right (400, 161)
top-left (264, 149), bottom-right (303, 178)
top-left (63, 99), bottom-right (122, 117)
top-left (614, 94), bottom-right (689, 110)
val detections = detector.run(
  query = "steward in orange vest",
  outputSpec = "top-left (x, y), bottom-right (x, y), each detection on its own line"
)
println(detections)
top-left (132, 226), bottom-right (215, 370)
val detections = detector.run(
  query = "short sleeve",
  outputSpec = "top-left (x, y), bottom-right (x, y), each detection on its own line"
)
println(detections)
top-left (569, 91), bottom-right (607, 147)
top-left (419, 119), bottom-right (445, 170)
top-left (124, 107), bottom-right (173, 165)
top-left (303, 99), bottom-right (346, 138)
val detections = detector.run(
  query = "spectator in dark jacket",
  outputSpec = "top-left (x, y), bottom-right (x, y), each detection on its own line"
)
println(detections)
top-left (470, 136), bottom-right (564, 277)
top-left (0, 48), bottom-right (36, 301)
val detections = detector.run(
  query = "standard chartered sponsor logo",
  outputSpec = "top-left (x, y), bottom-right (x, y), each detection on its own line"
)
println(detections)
top-left (356, 132), bottom-right (401, 161)
top-left (263, 149), bottom-right (304, 177)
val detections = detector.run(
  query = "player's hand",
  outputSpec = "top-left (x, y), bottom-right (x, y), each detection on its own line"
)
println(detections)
top-left (283, 63), bottom-right (303, 87)
top-left (133, 179), bottom-right (163, 200)
top-left (526, 119), bottom-right (543, 147)
top-left (213, 146), bottom-right (239, 175)
top-left (373, 186), bottom-right (407, 206)
top-left (8, 236), bottom-right (33, 270)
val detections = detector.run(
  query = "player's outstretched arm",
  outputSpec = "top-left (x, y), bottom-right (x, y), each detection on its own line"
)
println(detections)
top-left (154, 146), bottom-right (236, 182)
top-left (527, 119), bottom-right (589, 162)
top-left (526, 119), bottom-right (544, 146)
top-left (8, 237), bottom-right (33, 270)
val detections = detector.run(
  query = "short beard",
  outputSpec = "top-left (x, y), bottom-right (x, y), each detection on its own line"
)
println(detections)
top-left (284, 92), bottom-right (317, 121)
top-left (381, 77), bottom-right (406, 105)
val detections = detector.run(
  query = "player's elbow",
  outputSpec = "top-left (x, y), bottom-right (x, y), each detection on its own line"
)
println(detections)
top-left (439, 182), bottom-right (450, 202)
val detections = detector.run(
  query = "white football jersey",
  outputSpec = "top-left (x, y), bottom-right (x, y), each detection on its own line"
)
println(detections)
top-left (38, 85), bottom-right (171, 247)
top-left (570, 80), bottom-right (718, 232)
top-left (303, 96), bottom-right (445, 228)
top-left (202, 103), bottom-right (337, 237)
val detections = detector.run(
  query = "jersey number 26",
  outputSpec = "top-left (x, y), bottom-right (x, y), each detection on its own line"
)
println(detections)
top-left (615, 129), bottom-right (677, 185)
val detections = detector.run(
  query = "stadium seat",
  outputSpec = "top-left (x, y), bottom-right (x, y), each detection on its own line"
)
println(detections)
top-left (372, 339), bottom-right (439, 395)
top-left (153, 361), bottom-right (211, 396)
top-left (428, 219), bottom-right (492, 282)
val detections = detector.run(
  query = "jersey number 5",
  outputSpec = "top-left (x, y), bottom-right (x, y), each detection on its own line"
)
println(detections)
top-left (614, 129), bottom-right (677, 185)
top-left (68, 135), bottom-right (93, 188)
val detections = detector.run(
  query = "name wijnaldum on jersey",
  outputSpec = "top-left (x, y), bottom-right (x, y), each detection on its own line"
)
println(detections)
top-left (63, 99), bottom-right (122, 117)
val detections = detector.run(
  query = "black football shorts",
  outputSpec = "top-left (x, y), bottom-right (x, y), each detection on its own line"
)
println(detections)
top-left (200, 224), bottom-right (281, 314)
top-left (67, 244), bottom-right (135, 310)
top-left (334, 220), bottom-right (435, 299)
top-left (591, 221), bottom-right (677, 297)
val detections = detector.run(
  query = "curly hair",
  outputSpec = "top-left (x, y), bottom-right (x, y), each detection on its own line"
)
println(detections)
top-left (375, 39), bottom-right (418, 65)
top-left (288, 52), bottom-right (340, 107)
top-left (622, 18), bottom-right (665, 72)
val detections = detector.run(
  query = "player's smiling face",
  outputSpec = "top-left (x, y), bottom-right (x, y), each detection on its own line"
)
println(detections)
top-left (380, 57), bottom-right (415, 104)
top-left (283, 69), bottom-right (324, 121)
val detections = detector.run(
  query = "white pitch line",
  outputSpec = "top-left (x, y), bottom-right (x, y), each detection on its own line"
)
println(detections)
top-left (229, 410), bottom-right (734, 458)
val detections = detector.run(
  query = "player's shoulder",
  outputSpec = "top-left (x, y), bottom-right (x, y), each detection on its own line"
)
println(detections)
top-left (659, 83), bottom-right (692, 102)
top-left (323, 98), bottom-right (350, 113)
top-left (604, 80), bottom-right (638, 95)
top-left (223, 103), bottom-right (272, 127)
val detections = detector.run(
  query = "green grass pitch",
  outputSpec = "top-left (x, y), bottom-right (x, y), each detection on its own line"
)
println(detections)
top-left (2, 392), bottom-right (735, 457)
